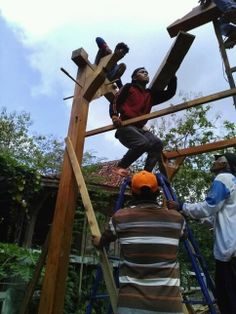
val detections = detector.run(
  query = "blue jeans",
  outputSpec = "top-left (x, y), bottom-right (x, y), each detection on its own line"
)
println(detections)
top-left (218, 17), bottom-right (236, 35)
top-left (213, 0), bottom-right (236, 36)
top-left (213, 0), bottom-right (236, 12)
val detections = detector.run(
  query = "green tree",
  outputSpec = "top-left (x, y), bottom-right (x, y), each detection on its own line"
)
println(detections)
top-left (0, 107), bottom-right (64, 174)
top-left (150, 104), bottom-right (236, 200)
top-left (0, 107), bottom-right (66, 244)
top-left (135, 103), bottom-right (236, 291)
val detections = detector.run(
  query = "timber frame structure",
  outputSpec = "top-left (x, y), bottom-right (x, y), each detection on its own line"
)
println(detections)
top-left (167, 2), bottom-right (236, 107)
top-left (20, 4), bottom-right (236, 314)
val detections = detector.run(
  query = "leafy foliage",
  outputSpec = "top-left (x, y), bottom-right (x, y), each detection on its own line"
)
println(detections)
top-left (1, 102), bottom-right (235, 311)
top-left (150, 104), bottom-right (236, 200)
top-left (0, 107), bottom-right (65, 243)
top-left (0, 243), bottom-right (41, 282)
top-left (0, 107), bottom-right (64, 174)
top-left (0, 153), bottom-right (42, 243)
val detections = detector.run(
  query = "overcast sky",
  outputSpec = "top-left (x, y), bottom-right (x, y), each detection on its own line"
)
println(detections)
top-left (0, 0), bottom-right (235, 162)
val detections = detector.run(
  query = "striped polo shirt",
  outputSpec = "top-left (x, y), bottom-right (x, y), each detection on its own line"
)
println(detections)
top-left (109, 202), bottom-right (185, 314)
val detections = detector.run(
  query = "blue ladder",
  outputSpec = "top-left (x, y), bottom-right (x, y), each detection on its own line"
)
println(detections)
top-left (85, 262), bottom-right (119, 314)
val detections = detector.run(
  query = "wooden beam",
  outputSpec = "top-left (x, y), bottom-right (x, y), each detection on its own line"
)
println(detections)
top-left (167, 3), bottom-right (221, 38)
top-left (72, 48), bottom-right (94, 68)
top-left (65, 137), bottom-right (118, 312)
top-left (85, 87), bottom-right (236, 138)
top-left (164, 137), bottom-right (236, 159)
top-left (162, 138), bottom-right (236, 181)
top-left (83, 51), bottom-right (126, 102)
top-left (149, 32), bottom-right (195, 92)
top-left (38, 63), bottom-right (87, 314)
top-left (38, 49), bottom-right (123, 314)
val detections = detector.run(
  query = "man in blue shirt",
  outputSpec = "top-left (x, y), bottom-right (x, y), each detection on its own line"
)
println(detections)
top-left (168, 153), bottom-right (236, 314)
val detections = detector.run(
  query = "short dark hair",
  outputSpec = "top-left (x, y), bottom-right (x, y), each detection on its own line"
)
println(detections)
top-left (132, 186), bottom-right (158, 201)
top-left (131, 67), bottom-right (146, 80)
top-left (213, 153), bottom-right (236, 175)
top-left (224, 153), bottom-right (236, 175)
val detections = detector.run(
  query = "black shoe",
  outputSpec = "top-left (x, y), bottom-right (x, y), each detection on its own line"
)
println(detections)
top-left (224, 29), bottom-right (236, 49)
top-left (223, 9), bottom-right (236, 24)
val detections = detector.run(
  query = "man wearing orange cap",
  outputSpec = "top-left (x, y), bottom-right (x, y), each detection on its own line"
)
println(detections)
top-left (92, 170), bottom-right (185, 314)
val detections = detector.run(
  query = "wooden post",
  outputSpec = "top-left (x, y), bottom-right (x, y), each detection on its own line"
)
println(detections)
top-left (38, 48), bottom-right (125, 314)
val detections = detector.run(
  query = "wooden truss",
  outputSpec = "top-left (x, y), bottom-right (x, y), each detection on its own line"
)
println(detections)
top-left (20, 31), bottom-right (236, 314)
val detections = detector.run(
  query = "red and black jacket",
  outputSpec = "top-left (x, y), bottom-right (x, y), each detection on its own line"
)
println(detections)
top-left (109, 76), bottom-right (177, 128)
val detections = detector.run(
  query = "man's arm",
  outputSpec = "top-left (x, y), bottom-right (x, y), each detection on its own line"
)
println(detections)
top-left (92, 218), bottom-right (117, 249)
top-left (183, 178), bottom-right (230, 219)
top-left (167, 177), bottom-right (230, 219)
top-left (109, 83), bottom-right (132, 127)
top-left (152, 75), bottom-right (177, 105)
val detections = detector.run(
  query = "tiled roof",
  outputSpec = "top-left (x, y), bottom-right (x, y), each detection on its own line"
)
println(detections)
top-left (40, 160), bottom-right (129, 191)
top-left (94, 160), bottom-right (128, 188)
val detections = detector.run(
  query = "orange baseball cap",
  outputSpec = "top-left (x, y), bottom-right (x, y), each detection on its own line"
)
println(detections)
top-left (131, 170), bottom-right (158, 194)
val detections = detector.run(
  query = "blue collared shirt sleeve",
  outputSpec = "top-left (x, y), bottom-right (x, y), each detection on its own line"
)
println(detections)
top-left (182, 179), bottom-right (230, 219)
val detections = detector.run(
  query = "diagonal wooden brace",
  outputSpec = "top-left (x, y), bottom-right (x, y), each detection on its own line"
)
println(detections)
top-left (65, 136), bottom-right (118, 313)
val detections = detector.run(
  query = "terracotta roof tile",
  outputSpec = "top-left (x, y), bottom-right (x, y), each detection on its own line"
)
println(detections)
top-left (40, 160), bottom-right (129, 190)
top-left (95, 160), bottom-right (127, 188)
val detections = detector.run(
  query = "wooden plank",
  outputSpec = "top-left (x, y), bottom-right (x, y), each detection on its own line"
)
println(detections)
top-left (65, 137), bottom-right (118, 313)
top-left (149, 31), bottom-right (195, 92)
top-left (38, 49), bottom-right (123, 314)
top-left (164, 137), bottom-right (236, 159)
top-left (167, 3), bottom-right (221, 38)
top-left (164, 137), bottom-right (236, 180)
top-left (85, 87), bottom-right (236, 138)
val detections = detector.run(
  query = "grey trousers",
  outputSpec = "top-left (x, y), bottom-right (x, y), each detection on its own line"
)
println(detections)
top-left (115, 125), bottom-right (166, 175)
